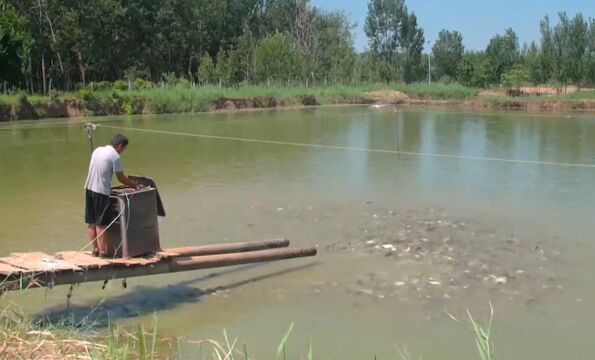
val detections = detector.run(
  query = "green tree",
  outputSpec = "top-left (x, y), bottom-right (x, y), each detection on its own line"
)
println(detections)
top-left (566, 13), bottom-right (589, 86)
top-left (522, 42), bottom-right (543, 85)
top-left (550, 12), bottom-right (589, 87)
top-left (352, 52), bottom-right (380, 83)
top-left (400, 11), bottom-right (425, 83)
top-left (260, 0), bottom-right (298, 36)
top-left (196, 53), bottom-right (216, 85)
top-left (432, 30), bottom-right (464, 80)
top-left (215, 49), bottom-right (232, 87)
top-left (364, 0), bottom-right (406, 82)
top-left (485, 28), bottom-right (520, 84)
top-left (312, 10), bottom-right (356, 85)
top-left (458, 51), bottom-right (490, 88)
top-left (501, 64), bottom-right (530, 94)
top-left (233, 26), bottom-right (257, 84)
top-left (254, 32), bottom-right (302, 84)
top-left (0, 0), bottom-right (33, 89)
top-left (293, 0), bottom-right (316, 81)
top-left (539, 15), bottom-right (555, 84)
top-left (588, 19), bottom-right (595, 85)
top-left (364, 0), bottom-right (424, 83)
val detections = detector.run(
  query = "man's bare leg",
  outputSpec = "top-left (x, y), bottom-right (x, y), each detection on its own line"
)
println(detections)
top-left (87, 224), bottom-right (99, 254)
top-left (96, 225), bottom-right (107, 255)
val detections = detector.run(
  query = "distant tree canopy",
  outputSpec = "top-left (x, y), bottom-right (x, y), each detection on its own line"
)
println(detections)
top-left (432, 30), bottom-right (464, 81)
top-left (0, 0), bottom-right (593, 93)
top-left (364, 0), bottom-right (425, 83)
top-left (453, 12), bottom-right (594, 89)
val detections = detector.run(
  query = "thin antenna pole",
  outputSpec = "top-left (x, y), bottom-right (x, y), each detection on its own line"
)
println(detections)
top-left (84, 123), bottom-right (99, 155)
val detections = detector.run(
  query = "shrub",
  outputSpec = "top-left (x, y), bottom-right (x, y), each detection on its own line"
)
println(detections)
top-left (92, 81), bottom-right (113, 92)
top-left (133, 78), bottom-right (153, 90)
top-left (439, 75), bottom-right (454, 84)
top-left (112, 80), bottom-right (128, 91)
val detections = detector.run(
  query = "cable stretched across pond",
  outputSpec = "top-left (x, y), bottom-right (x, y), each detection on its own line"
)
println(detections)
top-left (101, 124), bottom-right (595, 169)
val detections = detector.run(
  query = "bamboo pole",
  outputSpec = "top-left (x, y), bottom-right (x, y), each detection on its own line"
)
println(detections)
top-left (167, 238), bottom-right (289, 257)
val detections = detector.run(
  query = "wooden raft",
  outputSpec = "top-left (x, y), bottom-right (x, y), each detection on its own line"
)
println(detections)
top-left (0, 250), bottom-right (178, 276)
top-left (0, 239), bottom-right (317, 291)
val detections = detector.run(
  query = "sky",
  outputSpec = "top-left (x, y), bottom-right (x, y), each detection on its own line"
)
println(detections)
top-left (310, 0), bottom-right (595, 52)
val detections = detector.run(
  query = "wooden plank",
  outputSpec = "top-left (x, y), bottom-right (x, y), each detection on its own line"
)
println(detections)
top-left (55, 251), bottom-right (166, 268)
top-left (156, 250), bottom-right (179, 258)
top-left (0, 252), bottom-right (82, 273)
top-left (54, 251), bottom-right (111, 268)
top-left (0, 263), bottom-right (23, 276)
top-left (106, 255), bottom-right (164, 266)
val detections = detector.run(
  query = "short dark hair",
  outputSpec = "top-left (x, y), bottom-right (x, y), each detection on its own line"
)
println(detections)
top-left (111, 134), bottom-right (129, 147)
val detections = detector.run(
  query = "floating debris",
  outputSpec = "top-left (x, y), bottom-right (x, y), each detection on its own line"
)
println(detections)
top-left (493, 276), bottom-right (508, 285)
top-left (359, 288), bottom-right (374, 296)
top-left (322, 206), bottom-right (565, 308)
top-left (381, 244), bottom-right (397, 251)
top-left (427, 278), bottom-right (442, 286)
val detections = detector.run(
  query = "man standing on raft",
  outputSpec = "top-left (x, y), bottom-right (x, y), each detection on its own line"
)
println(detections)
top-left (84, 134), bottom-right (139, 257)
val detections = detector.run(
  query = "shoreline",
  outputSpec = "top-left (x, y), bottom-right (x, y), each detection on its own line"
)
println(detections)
top-left (407, 98), bottom-right (595, 112)
top-left (2, 90), bottom-right (594, 122)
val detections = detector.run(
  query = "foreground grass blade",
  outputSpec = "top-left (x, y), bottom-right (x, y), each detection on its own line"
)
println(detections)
top-left (151, 312), bottom-right (158, 360)
top-left (138, 323), bottom-right (147, 360)
top-left (276, 322), bottom-right (294, 359)
top-left (396, 345), bottom-right (421, 360)
top-left (466, 303), bottom-right (494, 360)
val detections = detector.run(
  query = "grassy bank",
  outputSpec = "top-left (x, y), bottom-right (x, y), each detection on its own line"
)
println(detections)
top-left (0, 83), bottom-right (480, 121)
top-left (0, 304), bottom-right (169, 359)
top-left (1, 83), bottom-right (594, 121)
top-left (0, 301), bottom-right (496, 360)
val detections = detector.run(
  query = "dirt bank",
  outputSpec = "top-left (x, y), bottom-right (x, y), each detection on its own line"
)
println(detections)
top-left (1, 92), bottom-right (594, 121)
top-left (364, 89), bottom-right (595, 112)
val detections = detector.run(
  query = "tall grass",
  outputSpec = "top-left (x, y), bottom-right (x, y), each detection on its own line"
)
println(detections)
top-left (0, 303), bottom-right (167, 360)
top-left (390, 83), bottom-right (480, 100)
top-left (563, 90), bottom-right (595, 100)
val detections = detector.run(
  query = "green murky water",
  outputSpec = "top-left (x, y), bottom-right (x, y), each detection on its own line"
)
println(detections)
top-left (1, 106), bottom-right (595, 359)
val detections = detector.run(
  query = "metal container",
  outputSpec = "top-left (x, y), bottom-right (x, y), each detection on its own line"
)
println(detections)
top-left (104, 187), bottom-right (161, 258)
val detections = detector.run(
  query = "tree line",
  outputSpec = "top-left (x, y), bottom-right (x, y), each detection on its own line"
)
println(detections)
top-left (0, 0), bottom-right (593, 94)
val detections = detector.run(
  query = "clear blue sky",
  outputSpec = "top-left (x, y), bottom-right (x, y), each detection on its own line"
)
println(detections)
top-left (310, 0), bottom-right (594, 52)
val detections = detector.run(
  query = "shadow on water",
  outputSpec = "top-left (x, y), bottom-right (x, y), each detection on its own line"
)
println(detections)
top-left (35, 262), bottom-right (319, 328)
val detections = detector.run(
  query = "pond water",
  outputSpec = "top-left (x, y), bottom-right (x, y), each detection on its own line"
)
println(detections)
top-left (1, 106), bottom-right (595, 359)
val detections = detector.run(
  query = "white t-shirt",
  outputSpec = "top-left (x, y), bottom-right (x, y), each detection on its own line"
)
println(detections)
top-left (84, 145), bottom-right (123, 195)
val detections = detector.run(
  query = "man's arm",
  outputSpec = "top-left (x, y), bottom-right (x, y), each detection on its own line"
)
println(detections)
top-left (116, 171), bottom-right (139, 188)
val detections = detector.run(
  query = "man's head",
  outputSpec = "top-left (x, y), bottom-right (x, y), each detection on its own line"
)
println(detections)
top-left (111, 134), bottom-right (129, 154)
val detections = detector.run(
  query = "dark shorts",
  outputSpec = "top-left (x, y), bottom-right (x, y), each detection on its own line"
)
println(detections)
top-left (85, 189), bottom-right (115, 226)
